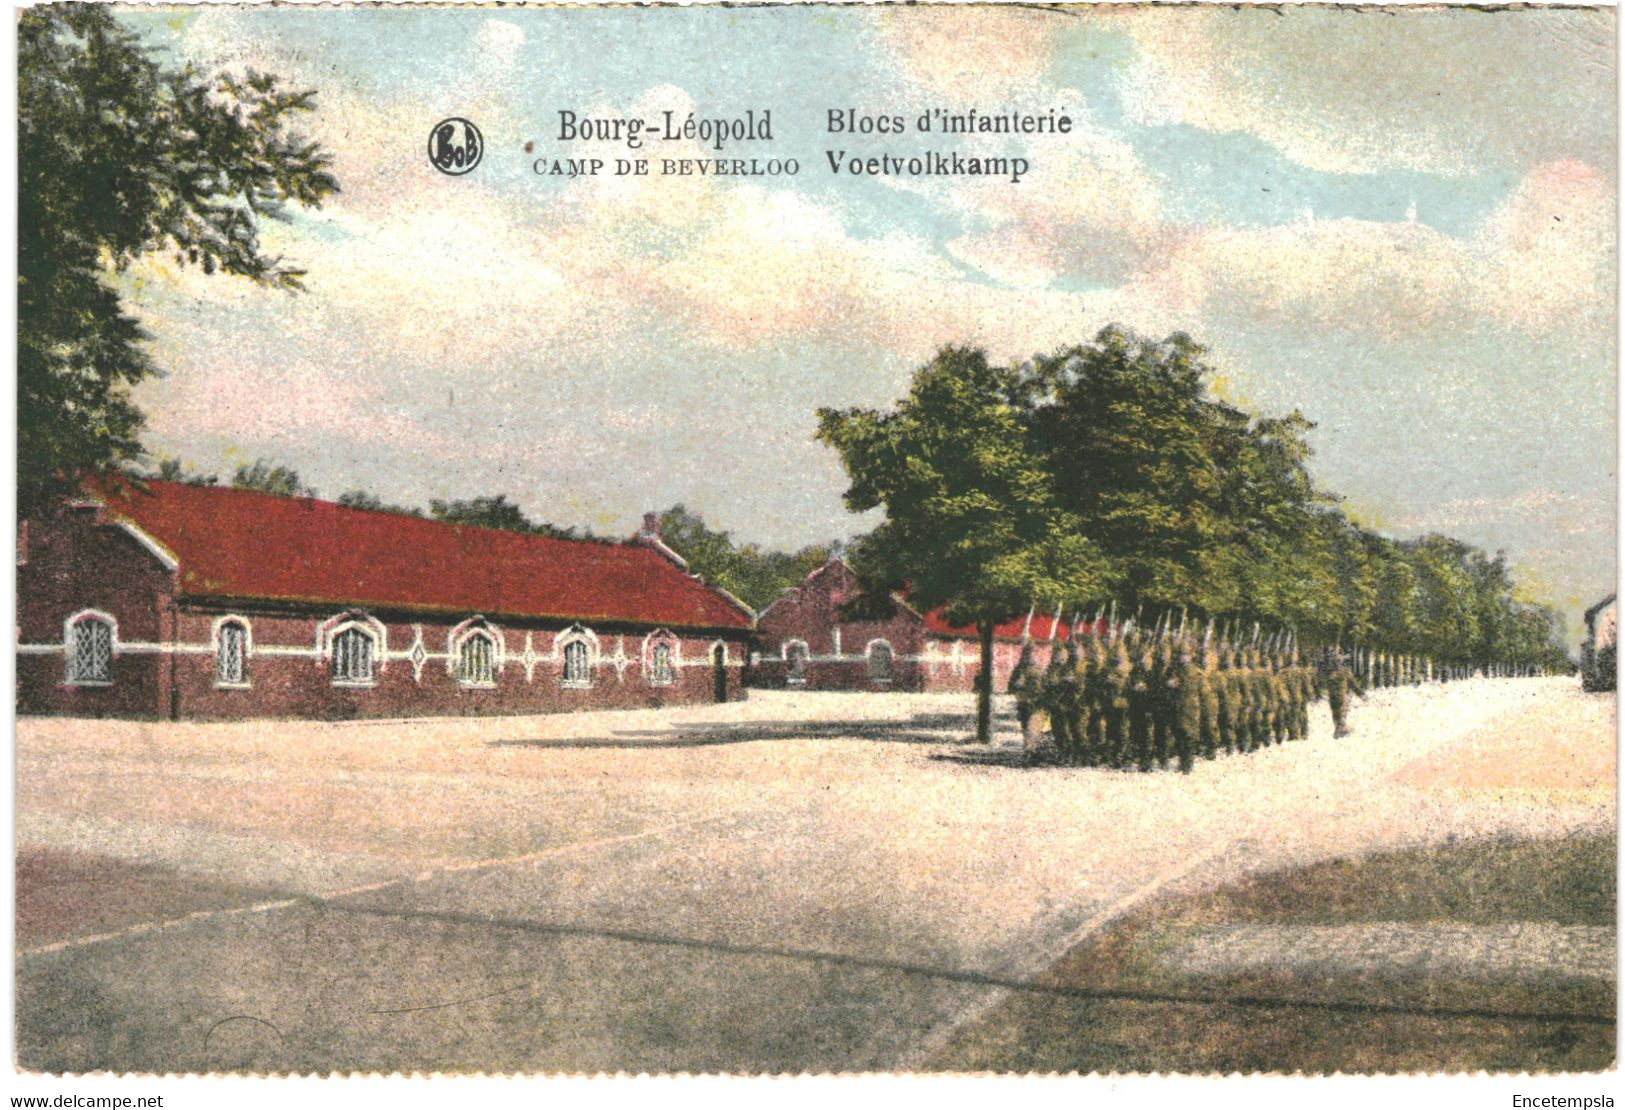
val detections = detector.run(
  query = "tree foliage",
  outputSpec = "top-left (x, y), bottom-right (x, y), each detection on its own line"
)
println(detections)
top-left (232, 459), bottom-right (315, 499)
top-left (336, 490), bottom-right (424, 517)
top-left (654, 505), bottom-right (834, 613)
top-left (818, 347), bottom-right (1115, 740)
top-left (427, 494), bottom-right (609, 542)
top-left (818, 329), bottom-right (1572, 714)
top-left (18, 4), bottom-right (338, 513)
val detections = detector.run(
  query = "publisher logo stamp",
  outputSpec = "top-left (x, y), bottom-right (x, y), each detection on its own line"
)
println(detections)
top-left (428, 118), bottom-right (483, 176)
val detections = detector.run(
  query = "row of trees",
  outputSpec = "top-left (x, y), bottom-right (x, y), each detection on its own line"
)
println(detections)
top-left (817, 330), bottom-right (1572, 741)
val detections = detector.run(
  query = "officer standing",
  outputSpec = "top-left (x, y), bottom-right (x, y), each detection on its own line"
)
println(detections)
top-left (1325, 648), bottom-right (1367, 738)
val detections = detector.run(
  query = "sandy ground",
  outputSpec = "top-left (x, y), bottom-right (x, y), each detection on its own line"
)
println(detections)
top-left (14, 677), bottom-right (1615, 1073)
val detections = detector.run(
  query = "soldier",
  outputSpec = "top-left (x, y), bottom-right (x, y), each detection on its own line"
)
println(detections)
top-left (1150, 639), bottom-right (1175, 770)
top-left (1197, 642), bottom-right (1221, 760)
top-left (1128, 642), bottom-right (1155, 772)
top-left (1037, 640), bottom-right (1071, 761)
top-left (1046, 643), bottom-right (1085, 763)
top-left (1290, 646), bottom-right (1313, 739)
top-left (1240, 647), bottom-right (1263, 751)
top-left (1009, 640), bottom-right (1039, 746)
top-left (1325, 648), bottom-right (1367, 738)
top-left (1215, 643), bottom-right (1235, 754)
top-left (1167, 642), bottom-right (1202, 773)
top-left (1102, 639), bottom-right (1133, 768)
top-left (1225, 645), bottom-right (1250, 754)
top-left (1055, 639), bottom-right (1084, 765)
top-left (1277, 648), bottom-right (1300, 741)
top-left (1268, 650), bottom-right (1289, 745)
top-left (1085, 637), bottom-right (1111, 767)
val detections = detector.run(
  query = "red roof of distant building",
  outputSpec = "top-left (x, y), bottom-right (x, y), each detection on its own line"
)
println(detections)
top-left (921, 607), bottom-right (1089, 642)
top-left (86, 477), bottom-right (752, 631)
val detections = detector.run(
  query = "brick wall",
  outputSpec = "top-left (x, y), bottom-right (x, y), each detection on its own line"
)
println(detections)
top-left (17, 506), bottom-right (749, 720)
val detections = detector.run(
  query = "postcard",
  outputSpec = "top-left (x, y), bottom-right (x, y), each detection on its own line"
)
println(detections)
top-left (11, 0), bottom-right (1617, 1085)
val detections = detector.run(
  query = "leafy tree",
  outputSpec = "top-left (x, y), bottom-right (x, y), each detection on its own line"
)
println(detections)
top-left (1407, 534), bottom-right (1482, 662)
top-left (18, 4), bottom-right (338, 514)
top-left (337, 490), bottom-right (424, 517)
top-left (819, 346), bottom-right (1113, 742)
top-left (1029, 327), bottom-right (1328, 625)
top-left (820, 327), bottom-right (1572, 691)
top-left (429, 495), bottom-right (538, 533)
top-left (150, 457), bottom-right (219, 486)
top-left (655, 505), bottom-right (834, 612)
top-left (428, 494), bottom-right (608, 542)
top-left (232, 459), bottom-right (314, 498)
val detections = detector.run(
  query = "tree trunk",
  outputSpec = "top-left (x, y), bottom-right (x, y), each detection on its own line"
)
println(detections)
top-left (975, 618), bottom-right (995, 744)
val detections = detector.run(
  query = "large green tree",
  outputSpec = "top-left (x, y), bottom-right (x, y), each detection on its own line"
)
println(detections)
top-left (819, 347), bottom-right (1113, 743)
top-left (1028, 327), bottom-right (1329, 625)
top-left (19, 4), bottom-right (338, 514)
top-left (655, 505), bottom-right (834, 613)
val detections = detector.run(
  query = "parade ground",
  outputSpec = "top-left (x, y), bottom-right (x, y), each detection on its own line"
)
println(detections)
top-left (14, 678), bottom-right (1615, 1073)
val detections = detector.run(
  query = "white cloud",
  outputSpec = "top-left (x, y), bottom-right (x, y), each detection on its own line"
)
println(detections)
top-left (1115, 6), bottom-right (1614, 176)
top-left (475, 19), bottom-right (525, 72)
top-left (870, 7), bottom-right (1066, 104)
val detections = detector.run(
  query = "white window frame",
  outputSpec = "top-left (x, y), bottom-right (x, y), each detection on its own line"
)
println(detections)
top-left (446, 617), bottom-right (505, 684)
top-left (329, 622), bottom-right (379, 687)
top-left (783, 639), bottom-right (810, 686)
top-left (643, 628), bottom-right (680, 687)
top-left (649, 642), bottom-right (675, 686)
top-left (562, 640), bottom-right (592, 688)
top-left (866, 639), bottom-right (894, 686)
top-left (63, 609), bottom-right (116, 687)
top-left (213, 615), bottom-right (252, 689)
top-left (557, 625), bottom-right (599, 689)
top-left (456, 629), bottom-right (499, 688)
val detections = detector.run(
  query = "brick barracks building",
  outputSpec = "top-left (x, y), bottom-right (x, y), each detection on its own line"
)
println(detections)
top-left (17, 478), bottom-right (754, 720)
top-left (750, 557), bottom-right (1073, 692)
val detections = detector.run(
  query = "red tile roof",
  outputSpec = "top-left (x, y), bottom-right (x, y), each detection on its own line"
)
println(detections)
top-left (88, 477), bottom-right (752, 631)
top-left (921, 607), bottom-right (1085, 642)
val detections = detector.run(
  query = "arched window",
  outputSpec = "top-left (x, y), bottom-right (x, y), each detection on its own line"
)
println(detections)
top-left (332, 626), bottom-right (376, 685)
top-left (868, 641), bottom-right (894, 684)
top-left (216, 619), bottom-right (249, 687)
top-left (785, 641), bottom-right (809, 685)
top-left (66, 614), bottom-right (114, 685)
top-left (650, 642), bottom-right (674, 686)
top-left (458, 631), bottom-right (496, 686)
top-left (562, 639), bottom-right (592, 687)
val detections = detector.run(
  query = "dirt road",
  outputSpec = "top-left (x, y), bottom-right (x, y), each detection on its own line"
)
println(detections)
top-left (14, 678), bottom-right (1613, 1073)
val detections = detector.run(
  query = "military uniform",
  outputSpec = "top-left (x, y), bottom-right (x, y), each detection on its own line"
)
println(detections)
top-left (1325, 652), bottom-right (1366, 737)
top-left (1267, 652), bottom-right (1288, 745)
top-left (1197, 648), bottom-right (1221, 760)
top-left (1150, 642), bottom-right (1174, 770)
top-left (1009, 641), bottom-right (1038, 745)
top-left (1128, 647), bottom-right (1154, 772)
top-left (1167, 648), bottom-right (1202, 774)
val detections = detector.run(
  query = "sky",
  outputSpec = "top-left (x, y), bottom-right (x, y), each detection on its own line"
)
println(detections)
top-left (114, 4), bottom-right (1616, 636)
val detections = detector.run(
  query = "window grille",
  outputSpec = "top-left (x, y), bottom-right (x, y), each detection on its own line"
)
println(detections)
top-left (869, 642), bottom-right (894, 684)
top-left (786, 643), bottom-right (808, 684)
top-left (332, 627), bottom-right (375, 684)
top-left (68, 617), bottom-right (113, 684)
top-left (650, 642), bottom-right (674, 685)
top-left (459, 632), bottom-right (496, 685)
top-left (217, 622), bottom-right (248, 685)
top-left (562, 639), bottom-right (591, 686)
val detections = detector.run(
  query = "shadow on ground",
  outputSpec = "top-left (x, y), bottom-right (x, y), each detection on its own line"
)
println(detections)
top-left (486, 712), bottom-right (995, 750)
top-left (928, 748), bottom-right (1035, 769)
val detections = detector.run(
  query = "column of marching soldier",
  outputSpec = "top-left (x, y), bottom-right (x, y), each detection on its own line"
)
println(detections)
top-left (1007, 621), bottom-right (1547, 774)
